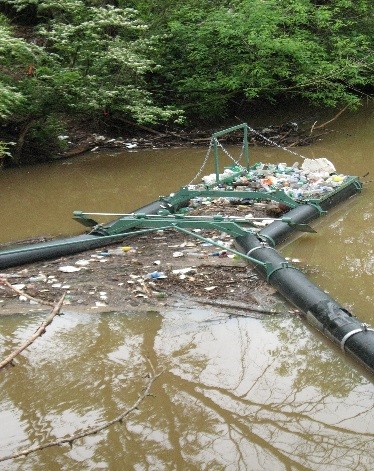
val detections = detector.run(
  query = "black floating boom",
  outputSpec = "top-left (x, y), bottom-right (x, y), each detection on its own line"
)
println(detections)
top-left (235, 177), bottom-right (373, 375)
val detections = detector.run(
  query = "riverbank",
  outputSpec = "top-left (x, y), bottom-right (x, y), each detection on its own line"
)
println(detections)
top-left (60, 119), bottom-right (322, 158)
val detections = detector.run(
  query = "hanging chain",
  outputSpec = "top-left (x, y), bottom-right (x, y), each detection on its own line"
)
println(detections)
top-left (187, 123), bottom-right (309, 186)
top-left (216, 140), bottom-right (244, 167)
top-left (246, 125), bottom-right (308, 160)
top-left (188, 138), bottom-right (214, 185)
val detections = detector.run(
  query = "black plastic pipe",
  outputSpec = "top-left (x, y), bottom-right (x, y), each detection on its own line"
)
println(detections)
top-left (234, 179), bottom-right (373, 374)
top-left (235, 233), bottom-right (374, 374)
top-left (259, 179), bottom-right (361, 247)
top-left (0, 200), bottom-right (163, 269)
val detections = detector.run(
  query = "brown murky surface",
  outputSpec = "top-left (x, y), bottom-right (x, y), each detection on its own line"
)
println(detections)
top-left (0, 104), bottom-right (373, 469)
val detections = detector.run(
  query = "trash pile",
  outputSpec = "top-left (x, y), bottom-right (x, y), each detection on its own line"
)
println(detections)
top-left (0, 229), bottom-right (267, 311)
top-left (195, 158), bottom-right (348, 201)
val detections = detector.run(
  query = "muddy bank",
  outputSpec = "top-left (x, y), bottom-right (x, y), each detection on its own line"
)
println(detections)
top-left (60, 120), bottom-right (322, 158)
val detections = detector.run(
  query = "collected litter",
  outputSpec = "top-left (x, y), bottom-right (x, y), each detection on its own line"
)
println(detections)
top-left (145, 271), bottom-right (167, 279)
top-left (172, 267), bottom-right (196, 275)
top-left (29, 274), bottom-right (47, 282)
top-left (58, 266), bottom-right (81, 273)
top-left (190, 158), bottom-right (348, 202)
top-left (75, 259), bottom-right (90, 266)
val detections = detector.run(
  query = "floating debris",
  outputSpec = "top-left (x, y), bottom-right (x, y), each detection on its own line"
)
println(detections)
top-left (59, 266), bottom-right (81, 273)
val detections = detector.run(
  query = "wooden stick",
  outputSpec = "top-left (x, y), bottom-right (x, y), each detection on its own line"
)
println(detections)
top-left (311, 105), bottom-right (349, 132)
top-left (0, 368), bottom-right (162, 462)
top-left (198, 299), bottom-right (281, 315)
top-left (0, 294), bottom-right (65, 370)
top-left (0, 278), bottom-right (54, 307)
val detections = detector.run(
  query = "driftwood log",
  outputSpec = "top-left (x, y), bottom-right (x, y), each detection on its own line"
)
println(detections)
top-left (197, 299), bottom-right (282, 315)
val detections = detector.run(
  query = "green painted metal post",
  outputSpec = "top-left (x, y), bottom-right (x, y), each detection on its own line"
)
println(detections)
top-left (243, 124), bottom-right (249, 170)
top-left (212, 123), bottom-right (250, 182)
top-left (214, 138), bottom-right (220, 183)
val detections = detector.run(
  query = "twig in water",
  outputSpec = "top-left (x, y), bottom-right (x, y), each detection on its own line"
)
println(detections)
top-left (198, 299), bottom-right (281, 315)
top-left (0, 368), bottom-right (163, 462)
top-left (310, 105), bottom-right (349, 133)
top-left (0, 277), bottom-right (54, 307)
top-left (0, 294), bottom-right (65, 370)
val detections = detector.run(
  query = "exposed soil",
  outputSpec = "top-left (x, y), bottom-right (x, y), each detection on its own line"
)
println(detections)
top-left (60, 119), bottom-right (321, 158)
top-left (0, 203), bottom-right (294, 317)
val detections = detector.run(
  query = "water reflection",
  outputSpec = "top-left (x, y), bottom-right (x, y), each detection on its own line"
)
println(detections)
top-left (1, 103), bottom-right (373, 469)
top-left (0, 307), bottom-right (373, 470)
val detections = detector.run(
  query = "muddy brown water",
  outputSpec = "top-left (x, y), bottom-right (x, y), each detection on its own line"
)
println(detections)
top-left (0, 104), bottom-right (373, 469)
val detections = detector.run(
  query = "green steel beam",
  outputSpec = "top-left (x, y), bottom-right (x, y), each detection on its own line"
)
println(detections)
top-left (163, 188), bottom-right (300, 209)
top-left (93, 215), bottom-right (251, 237)
top-left (212, 123), bottom-right (249, 183)
top-left (212, 123), bottom-right (248, 138)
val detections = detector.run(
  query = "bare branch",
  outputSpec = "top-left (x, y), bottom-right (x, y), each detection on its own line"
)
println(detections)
top-left (197, 299), bottom-right (282, 315)
top-left (0, 277), bottom-right (54, 307)
top-left (0, 369), bottom-right (163, 462)
top-left (0, 294), bottom-right (65, 370)
top-left (311, 105), bottom-right (349, 132)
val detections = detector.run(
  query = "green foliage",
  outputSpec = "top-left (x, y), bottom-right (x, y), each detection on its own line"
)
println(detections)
top-left (0, 2), bottom-right (182, 162)
top-left (145, 0), bottom-right (373, 119)
top-left (24, 115), bottom-right (68, 160)
top-left (0, 14), bottom-right (37, 117)
top-left (0, 0), bottom-right (372, 161)
top-left (6, 0), bottom-right (181, 123)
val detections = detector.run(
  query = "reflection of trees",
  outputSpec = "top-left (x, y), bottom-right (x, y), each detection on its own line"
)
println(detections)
top-left (1, 310), bottom-right (373, 470)
top-left (267, 317), bottom-right (369, 397)
top-left (118, 314), bottom-right (373, 470)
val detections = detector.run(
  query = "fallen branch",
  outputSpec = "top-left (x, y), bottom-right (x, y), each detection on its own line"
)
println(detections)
top-left (198, 299), bottom-right (281, 315)
top-left (310, 105), bottom-right (349, 133)
top-left (0, 278), bottom-right (54, 307)
top-left (0, 368), bottom-right (163, 462)
top-left (115, 117), bottom-right (193, 142)
top-left (0, 294), bottom-right (65, 370)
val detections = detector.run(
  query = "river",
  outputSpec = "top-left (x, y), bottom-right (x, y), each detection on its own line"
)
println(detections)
top-left (0, 104), bottom-right (373, 470)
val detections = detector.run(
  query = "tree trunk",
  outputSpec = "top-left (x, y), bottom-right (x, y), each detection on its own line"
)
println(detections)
top-left (12, 118), bottom-right (36, 164)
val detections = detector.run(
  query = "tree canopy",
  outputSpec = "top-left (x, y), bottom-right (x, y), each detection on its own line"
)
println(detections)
top-left (143, 0), bottom-right (373, 118)
top-left (0, 0), bottom-right (372, 162)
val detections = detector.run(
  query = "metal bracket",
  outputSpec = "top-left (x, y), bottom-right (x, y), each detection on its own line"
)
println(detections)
top-left (353, 179), bottom-right (363, 191)
top-left (340, 324), bottom-right (374, 352)
top-left (266, 262), bottom-right (300, 282)
top-left (304, 202), bottom-right (326, 216)
top-left (246, 243), bottom-right (275, 257)
top-left (72, 211), bottom-right (99, 228)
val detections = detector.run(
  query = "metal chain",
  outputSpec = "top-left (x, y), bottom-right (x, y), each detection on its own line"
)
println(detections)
top-left (188, 138), bottom-right (214, 185)
top-left (216, 140), bottom-right (244, 167)
top-left (188, 124), bottom-right (308, 186)
top-left (238, 143), bottom-right (244, 163)
top-left (246, 125), bottom-right (308, 160)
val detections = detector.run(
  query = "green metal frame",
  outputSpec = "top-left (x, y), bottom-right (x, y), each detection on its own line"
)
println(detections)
top-left (73, 211), bottom-right (316, 234)
top-left (72, 125), bottom-right (362, 281)
top-left (212, 123), bottom-right (250, 182)
top-left (161, 187), bottom-right (300, 210)
top-left (73, 211), bottom-right (295, 278)
top-left (86, 213), bottom-right (254, 237)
